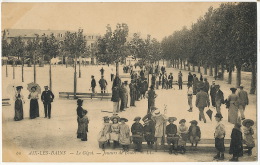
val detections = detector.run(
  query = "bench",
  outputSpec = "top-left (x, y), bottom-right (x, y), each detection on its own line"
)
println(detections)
top-left (172, 81), bottom-right (188, 85)
top-left (2, 98), bottom-right (11, 106)
top-left (59, 92), bottom-right (112, 100)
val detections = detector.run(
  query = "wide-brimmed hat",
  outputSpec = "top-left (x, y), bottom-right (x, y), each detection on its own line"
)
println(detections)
top-left (242, 119), bottom-right (254, 127)
top-left (179, 119), bottom-right (186, 124)
top-left (120, 118), bottom-right (128, 122)
top-left (214, 113), bottom-right (223, 119)
top-left (134, 116), bottom-right (141, 121)
top-left (190, 120), bottom-right (198, 125)
top-left (230, 87), bottom-right (237, 92)
top-left (168, 117), bottom-right (177, 122)
top-left (110, 115), bottom-right (120, 121)
top-left (103, 116), bottom-right (110, 121)
top-left (153, 109), bottom-right (161, 116)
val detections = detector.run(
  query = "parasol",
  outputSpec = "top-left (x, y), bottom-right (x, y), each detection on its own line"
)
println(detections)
top-left (206, 109), bottom-right (213, 121)
top-left (6, 82), bottom-right (24, 98)
top-left (27, 82), bottom-right (41, 93)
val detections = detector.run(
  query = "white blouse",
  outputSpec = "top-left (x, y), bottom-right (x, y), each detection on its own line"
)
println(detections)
top-left (29, 91), bottom-right (39, 99)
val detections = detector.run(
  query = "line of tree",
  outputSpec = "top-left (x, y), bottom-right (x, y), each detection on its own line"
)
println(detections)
top-left (161, 2), bottom-right (257, 94)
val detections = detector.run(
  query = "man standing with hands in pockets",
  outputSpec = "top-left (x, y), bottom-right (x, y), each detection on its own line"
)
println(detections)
top-left (41, 86), bottom-right (55, 119)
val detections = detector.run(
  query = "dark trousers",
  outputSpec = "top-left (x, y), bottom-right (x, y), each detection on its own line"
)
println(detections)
top-left (44, 102), bottom-right (52, 118)
top-left (134, 141), bottom-right (142, 151)
top-left (179, 83), bottom-right (183, 90)
top-left (101, 87), bottom-right (106, 93)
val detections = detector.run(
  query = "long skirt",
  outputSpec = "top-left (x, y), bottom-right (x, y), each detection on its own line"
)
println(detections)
top-left (30, 99), bottom-right (39, 119)
top-left (14, 99), bottom-right (23, 121)
top-left (215, 138), bottom-right (225, 152)
top-left (228, 103), bottom-right (238, 124)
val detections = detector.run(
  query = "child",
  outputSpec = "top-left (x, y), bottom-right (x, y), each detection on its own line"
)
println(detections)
top-left (110, 115), bottom-right (120, 149)
top-left (229, 123), bottom-right (243, 161)
top-left (131, 117), bottom-right (143, 152)
top-left (166, 117), bottom-right (178, 154)
top-left (79, 110), bottom-right (89, 141)
top-left (143, 117), bottom-right (155, 148)
top-left (98, 116), bottom-right (111, 149)
top-left (214, 113), bottom-right (225, 160)
top-left (187, 86), bottom-right (193, 112)
top-left (178, 119), bottom-right (188, 154)
top-left (242, 119), bottom-right (255, 156)
top-left (76, 99), bottom-right (84, 138)
top-left (119, 118), bottom-right (130, 151)
top-left (188, 120), bottom-right (201, 150)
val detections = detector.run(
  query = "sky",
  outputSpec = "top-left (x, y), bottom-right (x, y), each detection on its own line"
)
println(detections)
top-left (2, 2), bottom-right (222, 41)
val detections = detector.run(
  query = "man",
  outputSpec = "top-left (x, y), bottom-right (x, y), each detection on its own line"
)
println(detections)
top-left (91, 75), bottom-right (96, 94)
top-left (204, 78), bottom-right (210, 93)
top-left (193, 74), bottom-right (198, 95)
top-left (178, 71), bottom-right (183, 90)
top-left (151, 74), bottom-right (156, 87)
top-left (215, 85), bottom-right (224, 115)
top-left (111, 86), bottom-right (120, 114)
top-left (41, 86), bottom-right (54, 119)
top-left (188, 72), bottom-right (193, 88)
top-left (168, 73), bottom-right (173, 89)
top-left (124, 81), bottom-right (129, 108)
top-left (146, 85), bottom-right (158, 113)
top-left (129, 80), bottom-right (136, 107)
top-left (99, 76), bottom-right (108, 93)
top-left (196, 85), bottom-right (210, 123)
top-left (119, 82), bottom-right (127, 111)
top-left (100, 67), bottom-right (104, 76)
top-left (210, 80), bottom-right (217, 107)
top-left (237, 84), bottom-right (249, 120)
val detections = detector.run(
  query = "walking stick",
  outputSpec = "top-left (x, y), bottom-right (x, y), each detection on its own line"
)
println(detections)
top-left (162, 104), bottom-right (167, 151)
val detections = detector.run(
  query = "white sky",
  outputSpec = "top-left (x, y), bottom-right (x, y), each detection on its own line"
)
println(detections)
top-left (2, 2), bottom-right (222, 40)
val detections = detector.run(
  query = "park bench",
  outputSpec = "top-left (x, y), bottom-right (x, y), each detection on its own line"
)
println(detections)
top-left (119, 75), bottom-right (131, 79)
top-left (2, 98), bottom-right (11, 106)
top-left (172, 80), bottom-right (188, 85)
top-left (59, 92), bottom-right (112, 100)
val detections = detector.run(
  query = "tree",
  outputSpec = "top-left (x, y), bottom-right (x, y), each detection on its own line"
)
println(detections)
top-left (2, 38), bottom-right (10, 77)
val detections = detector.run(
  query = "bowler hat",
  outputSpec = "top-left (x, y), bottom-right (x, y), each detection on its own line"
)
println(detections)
top-left (179, 119), bottom-right (186, 124)
top-left (120, 118), bottom-right (128, 122)
top-left (134, 116), bottom-right (141, 121)
top-left (190, 120), bottom-right (198, 125)
top-left (153, 109), bottom-right (161, 116)
top-left (214, 113), bottom-right (223, 119)
top-left (168, 117), bottom-right (177, 122)
top-left (242, 119), bottom-right (254, 127)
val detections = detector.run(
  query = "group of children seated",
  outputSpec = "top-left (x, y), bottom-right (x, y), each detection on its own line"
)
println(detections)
top-left (97, 113), bottom-right (202, 154)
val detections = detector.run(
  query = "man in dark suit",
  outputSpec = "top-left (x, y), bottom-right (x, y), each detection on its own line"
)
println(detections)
top-left (168, 73), bottom-right (173, 89)
top-left (91, 75), bottom-right (96, 93)
top-left (196, 85), bottom-right (210, 123)
top-left (41, 86), bottom-right (54, 119)
top-left (215, 85), bottom-right (224, 115)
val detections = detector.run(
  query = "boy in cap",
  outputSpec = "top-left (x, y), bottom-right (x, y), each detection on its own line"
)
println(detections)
top-left (98, 116), bottom-right (111, 149)
top-left (131, 117), bottom-right (143, 152)
top-left (178, 119), bottom-right (188, 154)
top-left (214, 113), bottom-right (225, 160)
top-left (166, 117), bottom-right (178, 154)
top-left (188, 120), bottom-right (201, 150)
top-left (146, 85), bottom-right (157, 113)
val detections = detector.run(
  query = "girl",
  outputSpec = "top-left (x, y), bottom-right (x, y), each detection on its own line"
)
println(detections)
top-left (178, 119), bottom-right (188, 154)
top-left (110, 115), bottom-right (120, 148)
top-left (188, 120), bottom-right (201, 150)
top-left (242, 119), bottom-right (255, 156)
top-left (118, 118), bottom-right (130, 151)
top-left (98, 116), bottom-right (111, 149)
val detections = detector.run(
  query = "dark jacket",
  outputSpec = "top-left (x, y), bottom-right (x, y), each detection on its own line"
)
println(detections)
top-left (111, 87), bottom-right (120, 102)
top-left (188, 126), bottom-right (201, 138)
top-left (143, 121), bottom-right (155, 142)
top-left (41, 90), bottom-right (54, 103)
top-left (99, 78), bottom-right (107, 88)
top-left (77, 106), bottom-right (84, 118)
top-left (188, 74), bottom-right (193, 82)
top-left (229, 128), bottom-right (243, 155)
top-left (204, 81), bottom-right (210, 93)
top-left (215, 89), bottom-right (224, 104)
top-left (131, 123), bottom-right (143, 135)
top-left (91, 79), bottom-right (96, 88)
top-left (166, 123), bottom-right (177, 137)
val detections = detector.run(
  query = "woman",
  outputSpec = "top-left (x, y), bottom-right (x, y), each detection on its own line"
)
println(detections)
top-left (14, 86), bottom-right (24, 121)
top-left (77, 99), bottom-right (84, 138)
top-left (227, 88), bottom-right (239, 124)
top-left (28, 86), bottom-right (39, 119)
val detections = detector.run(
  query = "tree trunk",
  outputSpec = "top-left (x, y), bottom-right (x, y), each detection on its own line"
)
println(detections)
top-left (34, 54), bottom-right (36, 83)
top-left (180, 59), bottom-right (183, 69)
top-left (198, 63), bottom-right (201, 73)
top-left (236, 65), bottom-right (241, 88)
top-left (163, 59), bottom-right (164, 65)
top-left (228, 65), bottom-right (232, 84)
top-left (214, 64), bottom-right (218, 79)
top-left (22, 59), bottom-right (24, 82)
top-left (49, 62), bottom-right (52, 91)
top-left (79, 57), bottom-right (81, 78)
top-left (6, 60), bottom-right (8, 77)
top-left (220, 63), bottom-right (224, 80)
top-left (250, 61), bottom-right (256, 94)
top-left (188, 62), bottom-right (190, 71)
top-left (209, 65), bottom-right (213, 76)
top-left (192, 64), bottom-right (195, 72)
top-left (204, 64), bottom-right (207, 75)
top-left (74, 55), bottom-right (77, 99)
top-left (183, 60), bottom-right (186, 70)
top-left (12, 59), bottom-right (15, 79)
top-left (116, 62), bottom-right (119, 76)
top-left (177, 59), bottom-right (179, 69)
top-left (66, 57), bottom-right (68, 68)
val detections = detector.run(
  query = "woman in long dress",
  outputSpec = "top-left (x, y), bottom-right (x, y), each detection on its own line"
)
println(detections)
top-left (28, 86), bottom-right (40, 119)
top-left (14, 86), bottom-right (24, 121)
top-left (228, 88), bottom-right (239, 124)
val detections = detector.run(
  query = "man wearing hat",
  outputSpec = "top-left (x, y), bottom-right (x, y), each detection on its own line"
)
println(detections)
top-left (146, 85), bottom-right (157, 113)
top-left (129, 80), bottom-right (136, 107)
top-left (196, 85), bottom-right (210, 123)
top-left (168, 73), bottom-right (173, 89)
top-left (119, 82), bottom-right (127, 111)
top-left (203, 78), bottom-right (210, 93)
top-left (187, 72), bottom-right (193, 88)
top-left (100, 67), bottom-right (104, 76)
top-left (215, 85), bottom-right (224, 115)
top-left (41, 86), bottom-right (54, 119)
top-left (214, 113), bottom-right (225, 160)
top-left (210, 80), bottom-right (217, 107)
top-left (131, 117), bottom-right (143, 152)
top-left (237, 85), bottom-right (249, 120)
top-left (91, 75), bottom-right (96, 94)
top-left (99, 76), bottom-right (108, 93)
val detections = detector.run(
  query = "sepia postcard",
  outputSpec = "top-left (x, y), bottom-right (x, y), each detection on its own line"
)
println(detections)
top-left (1, 1), bottom-right (258, 163)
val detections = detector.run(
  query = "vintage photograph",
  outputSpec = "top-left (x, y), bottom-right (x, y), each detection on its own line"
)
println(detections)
top-left (1, 1), bottom-right (258, 163)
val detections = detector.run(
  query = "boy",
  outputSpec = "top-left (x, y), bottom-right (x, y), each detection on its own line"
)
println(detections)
top-left (166, 117), bottom-right (178, 154)
top-left (214, 113), bottom-right (225, 160)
